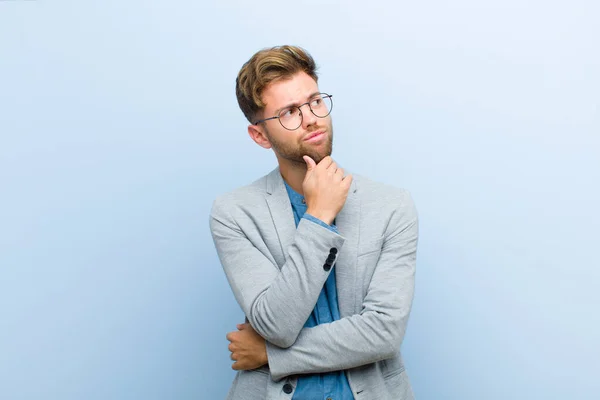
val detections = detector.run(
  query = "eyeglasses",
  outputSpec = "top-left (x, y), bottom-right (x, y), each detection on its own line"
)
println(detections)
top-left (253, 93), bottom-right (333, 131)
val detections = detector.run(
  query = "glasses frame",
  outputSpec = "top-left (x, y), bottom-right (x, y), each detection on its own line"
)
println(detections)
top-left (252, 93), bottom-right (333, 131)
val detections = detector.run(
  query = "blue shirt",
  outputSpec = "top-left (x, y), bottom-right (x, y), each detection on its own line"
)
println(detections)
top-left (284, 182), bottom-right (354, 400)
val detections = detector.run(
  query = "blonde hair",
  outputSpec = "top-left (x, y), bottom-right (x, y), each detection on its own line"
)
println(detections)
top-left (236, 45), bottom-right (318, 123)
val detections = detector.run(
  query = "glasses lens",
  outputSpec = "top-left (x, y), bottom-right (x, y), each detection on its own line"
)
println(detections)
top-left (279, 107), bottom-right (302, 130)
top-left (277, 94), bottom-right (333, 130)
top-left (310, 94), bottom-right (333, 118)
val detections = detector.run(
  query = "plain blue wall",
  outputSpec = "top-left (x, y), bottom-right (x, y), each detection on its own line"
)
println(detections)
top-left (1, 1), bottom-right (598, 399)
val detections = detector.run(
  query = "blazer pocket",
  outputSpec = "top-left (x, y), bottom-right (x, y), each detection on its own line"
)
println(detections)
top-left (228, 369), bottom-right (270, 400)
top-left (383, 365), bottom-right (406, 379)
top-left (382, 367), bottom-right (414, 400)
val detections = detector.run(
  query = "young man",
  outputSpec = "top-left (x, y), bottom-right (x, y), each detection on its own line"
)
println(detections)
top-left (209, 45), bottom-right (418, 400)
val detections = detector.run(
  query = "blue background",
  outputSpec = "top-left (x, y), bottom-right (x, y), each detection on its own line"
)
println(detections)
top-left (1, 1), bottom-right (598, 399)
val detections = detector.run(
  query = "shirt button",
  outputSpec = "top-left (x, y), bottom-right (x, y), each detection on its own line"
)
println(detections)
top-left (282, 383), bottom-right (293, 394)
top-left (301, 198), bottom-right (306, 204)
top-left (326, 397), bottom-right (333, 400)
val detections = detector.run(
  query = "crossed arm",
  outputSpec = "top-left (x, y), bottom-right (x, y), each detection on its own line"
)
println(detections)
top-left (211, 191), bottom-right (418, 381)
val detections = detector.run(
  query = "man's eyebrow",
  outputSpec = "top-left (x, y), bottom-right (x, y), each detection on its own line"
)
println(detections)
top-left (274, 91), bottom-right (321, 115)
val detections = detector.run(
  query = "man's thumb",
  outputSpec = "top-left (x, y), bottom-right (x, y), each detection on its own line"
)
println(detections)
top-left (303, 155), bottom-right (316, 170)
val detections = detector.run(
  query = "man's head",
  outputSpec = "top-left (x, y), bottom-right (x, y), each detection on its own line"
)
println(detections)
top-left (236, 45), bottom-right (333, 165)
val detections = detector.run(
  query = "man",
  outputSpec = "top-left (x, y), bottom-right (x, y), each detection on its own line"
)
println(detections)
top-left (209, 45), bottom-right (418, 400)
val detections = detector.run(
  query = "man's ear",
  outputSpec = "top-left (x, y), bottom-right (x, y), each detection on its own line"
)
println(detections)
top-left (248, 124), bottom-right (272, 149)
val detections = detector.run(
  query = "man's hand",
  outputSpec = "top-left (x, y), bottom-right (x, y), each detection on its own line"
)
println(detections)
top-left (302, 156), bottom-right (353, 225)
top-left (226, 322), bottom-right (268, 371)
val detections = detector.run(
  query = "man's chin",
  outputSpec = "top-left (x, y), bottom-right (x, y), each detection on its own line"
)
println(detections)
top-left (276, 147), bottom-right (332, 165)
top-left (304, 150), bottom-right (330, 164)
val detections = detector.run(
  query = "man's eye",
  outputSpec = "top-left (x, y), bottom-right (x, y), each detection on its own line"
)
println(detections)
top-left (281, 108), bottom-right (298, 118)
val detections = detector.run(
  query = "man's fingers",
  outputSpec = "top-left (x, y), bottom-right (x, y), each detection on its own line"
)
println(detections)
top-left (226, 331), bottom-right (239, 342)
top-left (231, 360), bottom-right (251, 371)
top-left (303, 156), bottom-right (316, 171)
top-left (342, 174), bottom-right (353, 188)
top-left (328, 161), bottom-right (338, 172)
top-left (230, 352), bottom-right (237, 361)
top-left (231, 360), bottom-right (250, 371)
top-left (317, 156), bottom-right (333, 170)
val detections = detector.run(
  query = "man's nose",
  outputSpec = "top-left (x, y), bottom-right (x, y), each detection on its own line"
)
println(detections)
top-left (299, 104), bottom-right (317, 129)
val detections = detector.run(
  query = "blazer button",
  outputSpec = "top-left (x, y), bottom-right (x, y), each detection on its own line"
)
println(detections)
top-left (283, 383), bottom-right (293, 394)
top-left (323, 263), bottom-right (332, 271)
top-left (326, 254), bottom-right (336, 263)
top-left (329, 247), bottom-right (338, 254)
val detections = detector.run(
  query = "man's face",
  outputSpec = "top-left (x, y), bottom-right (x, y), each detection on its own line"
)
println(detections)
top-left (258, 71), bottom-right (333, 165)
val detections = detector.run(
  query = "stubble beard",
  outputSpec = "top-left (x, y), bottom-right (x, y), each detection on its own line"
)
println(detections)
top-left (266, 124), bottom-right (334, 166)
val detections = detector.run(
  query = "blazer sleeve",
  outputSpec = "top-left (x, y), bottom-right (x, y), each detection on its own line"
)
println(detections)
top-left (265, 191), bottom-right (418, 380)
top-left (209, 198), bottom-right (345, 348)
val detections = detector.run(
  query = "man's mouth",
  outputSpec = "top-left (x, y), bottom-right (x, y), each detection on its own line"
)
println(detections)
top-left (304, 130), bottom-right (325, 142)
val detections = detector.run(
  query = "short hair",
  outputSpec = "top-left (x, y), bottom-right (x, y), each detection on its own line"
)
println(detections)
top-left (235, 45), bottom-right (318, 123)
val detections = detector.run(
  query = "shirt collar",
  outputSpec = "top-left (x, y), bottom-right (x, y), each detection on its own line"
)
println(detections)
top-left (283, 181), bottom-right (306, 206)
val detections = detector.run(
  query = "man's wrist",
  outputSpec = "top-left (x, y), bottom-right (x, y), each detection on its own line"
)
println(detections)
top-left (305, 209), bottom-right (335, 225)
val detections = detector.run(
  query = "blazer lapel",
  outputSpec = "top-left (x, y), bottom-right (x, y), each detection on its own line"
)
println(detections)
top-left (265, 168), bottom-right (296, 266)
top-left (334, 178), bottom-right (360, 318)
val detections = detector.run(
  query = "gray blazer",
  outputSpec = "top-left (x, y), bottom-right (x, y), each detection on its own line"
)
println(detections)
top-left (209, 167), bottom-right (418, 400)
